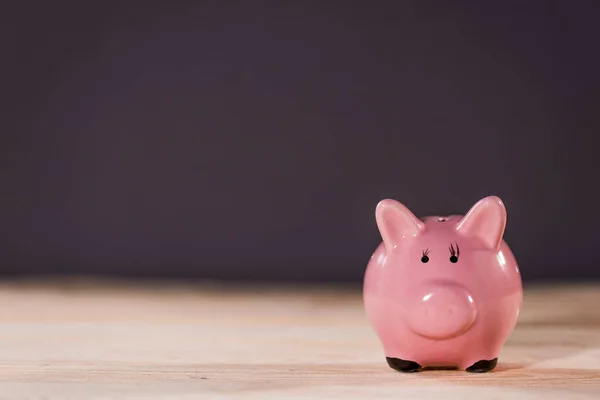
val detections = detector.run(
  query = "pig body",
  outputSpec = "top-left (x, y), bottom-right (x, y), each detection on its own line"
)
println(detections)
top-left (363, 196), bottom-right (522, 372)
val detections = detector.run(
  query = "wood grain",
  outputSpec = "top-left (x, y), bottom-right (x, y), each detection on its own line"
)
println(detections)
top-left (0, 279), bottom-right (598, 399)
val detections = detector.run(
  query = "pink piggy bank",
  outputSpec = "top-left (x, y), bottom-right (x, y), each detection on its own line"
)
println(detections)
top-left (363, 196), bottom-right (522, 373)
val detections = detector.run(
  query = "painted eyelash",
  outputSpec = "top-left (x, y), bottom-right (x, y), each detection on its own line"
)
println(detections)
top-left (422, 248), bottom-right (430, 257)
top-left (449, 243), bottom-right (460, 257)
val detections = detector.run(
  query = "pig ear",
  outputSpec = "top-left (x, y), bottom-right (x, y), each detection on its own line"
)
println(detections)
top-left (455, 196), bottom-right (507, 251)
top-left (375, 199), bottom-right (424, 250)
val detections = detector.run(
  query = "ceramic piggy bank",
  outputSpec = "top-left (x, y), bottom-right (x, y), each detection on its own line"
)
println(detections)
top-left (363, 196), bottom-right (522, 373)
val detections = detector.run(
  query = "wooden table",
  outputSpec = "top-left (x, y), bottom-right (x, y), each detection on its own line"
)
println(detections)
top-left (0, 279), bottom-right (598, 399)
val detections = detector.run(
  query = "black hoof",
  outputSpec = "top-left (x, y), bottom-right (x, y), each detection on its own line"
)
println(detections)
top-left (466, 358), bottom-right (498, 373)
top-left (386, 357), bottom-right (421, 372)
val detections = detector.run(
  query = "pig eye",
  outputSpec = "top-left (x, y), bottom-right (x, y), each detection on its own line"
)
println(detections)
top-left (449, 242), bottom-right (460, 263)
top-left (421, 249), bottom-right (430, 263)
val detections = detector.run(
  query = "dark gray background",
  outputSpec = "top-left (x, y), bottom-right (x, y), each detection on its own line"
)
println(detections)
top-left (2, 1), bottom-right (598, 283)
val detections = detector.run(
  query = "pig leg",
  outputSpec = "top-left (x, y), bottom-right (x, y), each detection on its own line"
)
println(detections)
top-left (385, 357), bottom-right (421, 373)
top-left (465, 358), bottom-right (498, 373)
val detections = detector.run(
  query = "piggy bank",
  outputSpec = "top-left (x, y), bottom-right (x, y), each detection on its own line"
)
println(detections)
top-left (363, 196), bottom-right (522, 373)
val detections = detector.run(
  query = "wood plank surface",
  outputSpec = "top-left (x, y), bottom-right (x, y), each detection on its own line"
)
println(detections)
top-left (0, 279), bottom-right (598, 399)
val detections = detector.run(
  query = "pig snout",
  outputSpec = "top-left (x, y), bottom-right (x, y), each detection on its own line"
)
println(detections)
top-left (405, 284), bottom-right (476, 340)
